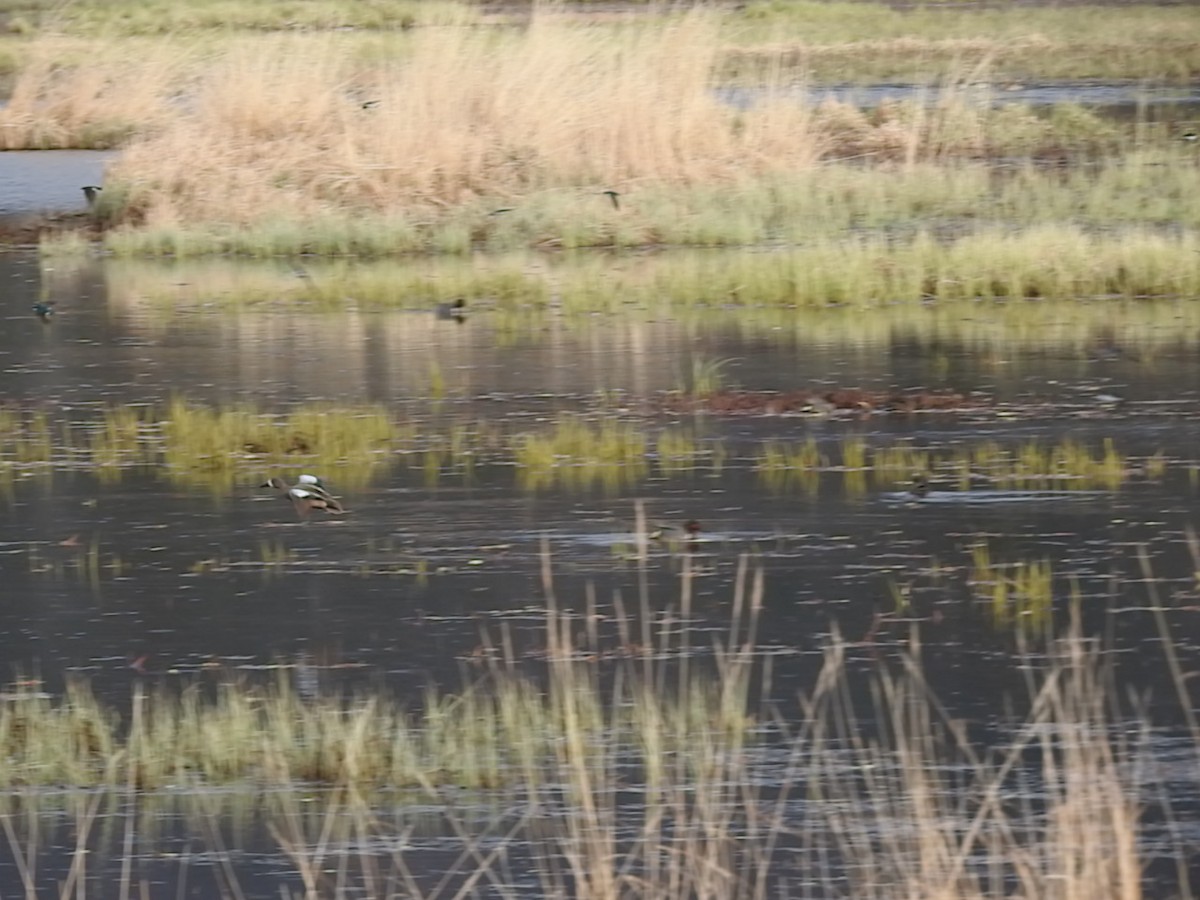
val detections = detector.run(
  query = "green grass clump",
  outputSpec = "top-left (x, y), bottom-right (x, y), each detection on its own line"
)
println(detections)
top-left (969, 543), bottom-right (1055, 631)
top-left (757, 439), bottom-right (825, 495)
top-left (0, 615), bottom-right (751, 791)
top-left (102, 220), bottom-right (1200, 312)
top-left (88, 405), bottom-right (154, 479)
top-left (515, 417), bottom-right (648, 493)
top-left (161, 398), bottom-right (394, 490)
top-left (966, 438), bottom-right (1129, 491)
top-left (655, 427), bottom-right (703, 477)
top-left (0, 407), bottom-right (53, 469)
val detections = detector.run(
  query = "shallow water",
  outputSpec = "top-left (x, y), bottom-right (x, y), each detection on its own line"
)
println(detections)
top-left (3, 249), bottom-right (1200, 895)
top-left (3, 251), bottom-right (1198, 691)
top-left (720, 80), bottom-right (1200, 122)
top-left (0, 150), bottom-right (115, 218)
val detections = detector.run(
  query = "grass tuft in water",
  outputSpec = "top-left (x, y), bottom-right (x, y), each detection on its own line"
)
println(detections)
top-left (515, 417), bottom-right (648, 493)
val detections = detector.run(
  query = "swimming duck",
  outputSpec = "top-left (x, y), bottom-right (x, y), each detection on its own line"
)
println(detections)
top-left (908, 473), bottom-right (930, 499)
top-left (436, 297), bottom-right (467, 321)
top-left (261, 476), bottom-right (346, 518)
top-left (32, 301), bottom-right (55, 321)
top-left (649, 520), bottom-right (702, 541)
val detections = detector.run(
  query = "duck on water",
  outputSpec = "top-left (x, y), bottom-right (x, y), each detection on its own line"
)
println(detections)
top-left (261, 475), bottom-right (346, 519)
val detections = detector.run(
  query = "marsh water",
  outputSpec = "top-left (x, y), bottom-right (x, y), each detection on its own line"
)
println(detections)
top-left (4, 251), bottom-right (1199, 692)
top-left (3, 247), bottom-right (1200, 892)
top-left (4, 119), bottom-right (1200, 891)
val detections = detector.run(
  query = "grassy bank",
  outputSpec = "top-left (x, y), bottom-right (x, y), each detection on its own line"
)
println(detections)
top-left (0, 572), bottom-right (1193, 898)
top-left (3, 9), bottom-right (1195, 254)
top-left (1, 0), bottom-right (1197, 83)
top-left (90, 225), bottom-right (1200, 305)
top-left (37, 149), bottom-right (1188, 257)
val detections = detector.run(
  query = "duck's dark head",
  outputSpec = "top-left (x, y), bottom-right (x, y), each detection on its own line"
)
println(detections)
top-left (910, 473), bottom-right (929, 498)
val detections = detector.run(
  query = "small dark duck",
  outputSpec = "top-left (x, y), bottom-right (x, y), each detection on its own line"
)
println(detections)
top-left (436, 297), bottom-right (467, 322)
top-left (81, 185), bottom-right (102, 206)
top-left (261, 475), bottom-right (346, 518)
top-left (908, 473), bottom-right (930, 499)
top-left (32, 301), bottom-right (55, 321)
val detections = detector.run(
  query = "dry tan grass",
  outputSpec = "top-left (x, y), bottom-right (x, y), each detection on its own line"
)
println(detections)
top-left (0, 36), bottom-right (189, 149)
top-left (105, 15), bottom-right (827, 227)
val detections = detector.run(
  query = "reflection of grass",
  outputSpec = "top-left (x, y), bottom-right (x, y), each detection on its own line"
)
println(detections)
top-left (966, 438), bottom-right (1128, 490)
top-left (89, 405), bottom-right (152, 480)
top-left (757, 439), bottom-right (824, 496)
top-left (757, 437), bottom-right (1142, 496)
top-left (656, 427), bottom-right (702, 477)
top-left (515, 417), bottom-right (647, 493)
top-left (969, 542), bottom-right (1054, 632)
top-left (0, 400), bottom-right (1160, 500)
top-left (0, 408), bottom-right (53, 465)
top-left (683, 357), bottom-right (735, 398)
top-left (26, 536), bottom-right (116, 588)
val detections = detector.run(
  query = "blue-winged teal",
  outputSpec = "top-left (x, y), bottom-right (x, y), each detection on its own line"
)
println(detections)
top-left (261, 476), bottom-right (346, 518)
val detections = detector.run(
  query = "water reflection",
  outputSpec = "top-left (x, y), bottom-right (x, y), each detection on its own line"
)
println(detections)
top-left (1, 249), bottom-right (1198, 718)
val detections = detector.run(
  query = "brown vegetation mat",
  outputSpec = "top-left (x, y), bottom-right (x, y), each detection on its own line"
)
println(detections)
top-left (0, 213), bottom-right (93, 247)
top-left (662, 387), bottom-right (983, 416)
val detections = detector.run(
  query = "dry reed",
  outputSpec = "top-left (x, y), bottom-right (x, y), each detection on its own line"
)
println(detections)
top-left (99, 16), bottom-right (826, 231)
top-left (0, 554), bottom-right (1195, 898)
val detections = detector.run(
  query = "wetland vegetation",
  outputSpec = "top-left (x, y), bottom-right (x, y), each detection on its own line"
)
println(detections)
top-left (0, 576), bottom-right (1195, 898)
top-left (0, 398), bottom-right (1168, 496)
top-left (3, 0), bottom-right (1200, 896)
top-left (0, 2), bottom-right (1195, 273)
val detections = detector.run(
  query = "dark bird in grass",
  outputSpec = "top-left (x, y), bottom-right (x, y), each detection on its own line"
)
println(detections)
top-left (1183, 129), bottom-right (1198, 143)
top-left (261, 476), bottom-right (346, 519)
top-left (488, 207), bottom-right (515, 216)
top-left (436, 297), bottom-right (467, 322)
top-left (601, 189), bottom-right (621, 210)
top-left (32, 301), bottom-right (55, 321)
top-left (81, 185), bottom-right (102, 206)
top-left (361, 99), bottom-right (381, 110)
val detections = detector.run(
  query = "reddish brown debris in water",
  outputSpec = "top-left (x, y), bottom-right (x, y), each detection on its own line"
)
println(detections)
top-left (661, 388), bottom-right (982, 416)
